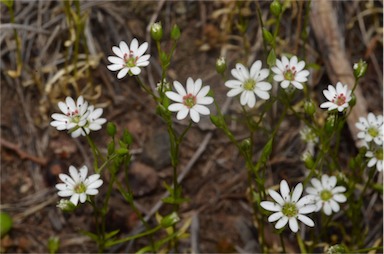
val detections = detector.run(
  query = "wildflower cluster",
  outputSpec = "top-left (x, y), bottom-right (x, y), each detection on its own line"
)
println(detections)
top-left (50, 96), bottom-right (106, 138)
top-left (355, 113), bottom-right (384, 171)
top-left (47, 18), bottom-right (382, 253)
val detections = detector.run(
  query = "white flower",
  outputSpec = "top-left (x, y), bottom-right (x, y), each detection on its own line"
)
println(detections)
top-left (56, 165), bottom-right (103, 206)
top-left (305, 174), bottom-right (347, 216)
top-left (107, 39), bottom-right (150, 79)
top-left (80, 105), bottom-right (107, 137)
top-left (225, 60), bottom-right (271, 108)
top-left (366, 147), bottom-right (383, 171)
top-left (320, 82), bottom-right (352, 112)
top-left (300, 125), bottom-right (319, 144)
top-left (165, 77), bottom-right (213, 123)
top-left (50, 96), bottom-right (106, 138)
top-left (355, 113), bottom-right (383, 145)
top-left (50, 96), bottom-right (89, 132)
top-left (260, 180), bottom-right (317, 233)
top-left (272, 55), bottom-right (310, 90)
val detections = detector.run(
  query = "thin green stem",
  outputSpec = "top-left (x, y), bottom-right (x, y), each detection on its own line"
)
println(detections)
top-left (105, 225), bottom-right (162, 247)
top-left (279, 233), bottom-right (286, 253)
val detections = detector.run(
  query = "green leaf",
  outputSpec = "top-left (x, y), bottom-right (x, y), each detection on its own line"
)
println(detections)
top-left (105, 229), bottom-right (120, 240)
top-left (81, 230), bottom-right (99, 242)
top-left (0, 0), bottom-right (13, 8)
top-left (0, 211), bottom-right (13, 238)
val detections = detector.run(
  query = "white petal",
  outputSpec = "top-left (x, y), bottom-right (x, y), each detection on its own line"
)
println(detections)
top-left (275, 216), bottom-right (288, 229)
top-left (119, 41), bottom-right (129, 54)
top-left (291, 183), bottom-right (303, 203)
top-left (69, 166), bottom-right (80, 183)
top-left (225, 80), bottom-right (242, 88)
top-left (197, 96), bottom-right (214, 105)
top-left (268, 190), bottom-right (285, 206)
top-left (173, 81), bottom-right (187, 96)
top-left (189, 109), bottom-right (200, 123)
top-left (250, 60), bottom-right (261, 78)
top-left (227, 88), bottom-right (243, 97)
top-left (79, 166), bottom-right (88, 181)
top-left (166, 91), bottom-right (183, 103)
top-left (254, 89), bottom-right (270, 100)
top-left (130, 67), bottom-right (141, 75)
top-left (289, 217), bottom-right (299, 232)
top-left (246, 92), bottom-right (256, 108)
top-left (108, 56), bottom-right (125, 65)
top-left (79, 193), bottom-right (87, 203)
top-left (86, 189), bottom-right (99, 195)
top-left (193, 105), bottom-right (210, 115)
top-left (280, 180), bottom-right (290, 202)
top-left (298, 204), bottom-right (317, 214)
top-left (57, 190), bottom-right (74, 197)
top-left (297, 214), bottom-right (314, 227)
top-left (70, 194), bottom-right (79, 206)
top-left (112, 45), bottom-right (124, 58)
top-left (333, 194), bottom-right (347, 203)
top-left (268, 212), bottom-right (283, 222)
top-left (196, 85), bottom-right (210, 98)
top-left (107, 64), bottom-right (123, 71)
top-left (168, 103), bottom-right (185, 112)
top-left (130, 38), bottom-right (138, 52)
top-left (261, 201), bottom-right (281, 212)
top-left (176, 108), bottom-right (189, 120)
top-left (136, 42), bottom-right (148, 56)
top-left (193, 79), bottom-right (203, 95)
top-left (117, 68), bottom-right (129, 79)
top-left (88, 179), bottom-right (103, 189)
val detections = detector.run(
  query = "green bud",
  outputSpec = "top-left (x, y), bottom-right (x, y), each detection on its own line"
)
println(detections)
top-left (160, 212), bottom-right (180, 228)
top-left (171, 24), bottom-right (181, 41)
top-left (56, 199), bottom-right (76, 212)
top-left (150, 22), bottom-right (163, 41)
top-left (106, 122), bottom-right (117, 137)
top-left (325, 114), bottom-right (336, 134)
top-left (348, 93), bottom-right (356, 107)
top-left (0, 211), bottom-right (13, 237)
top-left (48, 236), bottom-right (60, 254)
top-left (326, 244), bottom-right (347, 254)
top-left (262, 28), bottom-right (274, 45)
top-left (304, 100), bottom-right (316, 116)
top-left (353, 59), bottom-right (368, 79)
top-left (160, 51), bottom-right (169, 67)
top-left (122, 129), bottom-right (133, 145)
top-left (210, 115), bottom-right (223, 128)
top-left (116, 148), bottom-right (129, 155)
top-left (215, 57), bottom-right (227, 75)
top-left (302, 152), bottom-right (315, 169)
top-left (107, 141), bottom-right (115, 155)
top-left (270, 0), bottom-right (282, 17)
top-left (240, 138), bottom-right (251, 153)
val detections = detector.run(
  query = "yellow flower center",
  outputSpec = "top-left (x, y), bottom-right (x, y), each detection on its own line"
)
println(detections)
top-left (243, 79), bottom-right (256, 91)
top-left (282, 202), bottom-right (298, 217)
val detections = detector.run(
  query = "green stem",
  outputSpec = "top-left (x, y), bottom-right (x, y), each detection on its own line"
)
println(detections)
top-left (296, 233), bottom-right (307, 253)
top-left (105, 225), bottom-right (162, 247)
top-left (135, 76), bottom-right (158, 102)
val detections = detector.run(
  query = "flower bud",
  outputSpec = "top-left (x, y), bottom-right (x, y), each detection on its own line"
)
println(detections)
top-left (215, 57), bottom-right (227, 75)
top-left (348, 93), bottom-right (356, 107)
top-left (302, 152), bottom-right (315, 169)
top-left (353, 59), bottom-right (368, 79)
top-left (151, 22), bottom-right (163, 41)
top-left (326, 244), bottom-right (347, 254)
top-left (56, 199), bottom-right (76, 212)
top-left (116, 148), bottom-right (129, 155)
top-left (240, 138), bottom-right (252, 153)
top-left (122, 129), bottom-right (133, 145)
top-left (270, 0), bottom-right (282, 17)
top-left (262, 28), bottom-right (274, 45)
top-left (304, 100), bottom-right (316, 116)
top-left (325, 114), bottom-right (336, 134)
top-left (171, 24), bottom-right (181, 41)
top-left (160, 212), bottom-right (180, 228)
top-left (106, 122), bottom-right (117, 137)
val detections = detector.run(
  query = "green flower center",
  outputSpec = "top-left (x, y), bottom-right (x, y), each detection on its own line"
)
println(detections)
top-left (375, 148), bottom-right (383, 161)
top-left (183, 93), bottom-right (196, 108)
top-left (367, 127), bottom-right (379, 138)
top-left (124, 51), bottom-right (138, 68)
top-left (74, 182), bottom-right (86, 194)
top-left (284, 65), bottom-right (296, 81)
top-left (320, 189), bottom-right (333, 201)
top-left (243, 79), bottom-right (256, 91)
top-left (332, 93), bottom-right (346, 106)
top-left (282, 202), bottom-right (298, 218)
